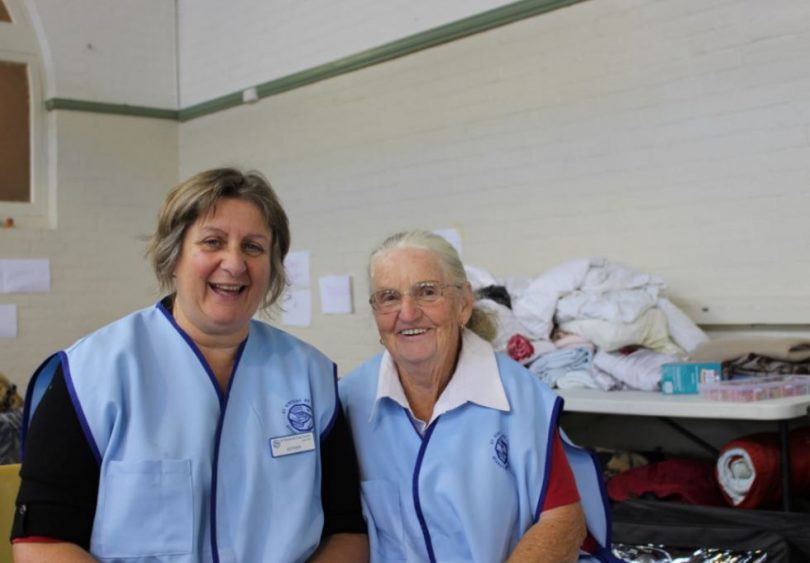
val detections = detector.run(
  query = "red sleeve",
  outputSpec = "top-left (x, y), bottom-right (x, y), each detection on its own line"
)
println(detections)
top-left (540, 429), bottom-right (601, 554)
top-left (541, 428), bottom-right (580, 511)
top-left (11, 537), bottom-right (61, 544)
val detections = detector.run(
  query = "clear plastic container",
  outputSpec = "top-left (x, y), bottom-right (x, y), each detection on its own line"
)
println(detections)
top-left (699, 374), bottom-right (810, 402)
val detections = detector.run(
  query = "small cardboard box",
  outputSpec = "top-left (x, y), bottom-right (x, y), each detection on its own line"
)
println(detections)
top-left (661, 362), bottom-right (723, 394)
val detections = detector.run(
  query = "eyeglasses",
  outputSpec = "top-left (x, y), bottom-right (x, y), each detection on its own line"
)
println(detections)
top-left (369, 280), bottom-right (462, 313)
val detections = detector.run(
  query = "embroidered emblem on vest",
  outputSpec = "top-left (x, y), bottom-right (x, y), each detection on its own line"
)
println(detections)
top-left (491, 432), bottom-right (509, 469)
top-left (284, 400), bottom-right (314, 432)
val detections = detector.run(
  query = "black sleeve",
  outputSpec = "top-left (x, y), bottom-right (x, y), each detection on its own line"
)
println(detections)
top-left (11, 365), bottom-right (99, 548)
top-left (320, 404), bottom-right (367, 537)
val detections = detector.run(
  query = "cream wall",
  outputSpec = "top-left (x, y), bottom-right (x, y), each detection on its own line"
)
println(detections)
top-left (1, 112), bottom-right (177, 385)
top-left (26, 0), bottom-right (177, 106)
top-left (177, 0), bottom-right (516, 107)
top-left (1, 0), bottom-right (178, 386)
top-left (4, 0), bottom-right (810, 393)
top-left (2, 0), bottom-right (524, 387)
top-left (180, 0), bottom-right (810, 375)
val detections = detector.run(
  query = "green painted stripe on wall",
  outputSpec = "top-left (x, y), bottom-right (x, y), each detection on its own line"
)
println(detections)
top-left (178, 0), bottom-right (587, 121)
top-left (46, 0), bottom-right (587, 122)
top-left (176, 92), bottom-right (244, 122)
top-left (45, 98), bottom-right (178, 120)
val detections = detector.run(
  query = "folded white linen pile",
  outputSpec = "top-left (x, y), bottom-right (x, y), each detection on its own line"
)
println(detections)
top-left (465, 258), bottom-right (708, 390)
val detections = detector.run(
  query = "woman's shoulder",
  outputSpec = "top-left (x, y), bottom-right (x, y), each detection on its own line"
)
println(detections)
top-left (338, 354), bottom-right (383, 390)
top-left (67, 305), bottom-right (162, 353)
top-left (249, 319), bottom-right (334, 366)
top-left (343, 354), bottom-right (383, 379)
top-left (337, 354), bottom-right (384, 413)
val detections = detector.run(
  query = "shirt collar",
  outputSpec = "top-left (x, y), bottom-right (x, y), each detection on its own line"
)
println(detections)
top-left (371, 329), bottom-right (511, 428)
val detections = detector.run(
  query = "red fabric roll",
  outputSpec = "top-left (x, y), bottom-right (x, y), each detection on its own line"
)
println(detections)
top-left (607, 458), bottom-right (726, 506)
top-left (715, 427), bottom-right (810, 509)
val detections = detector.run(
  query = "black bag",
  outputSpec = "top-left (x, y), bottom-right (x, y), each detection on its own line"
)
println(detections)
top-left (612, 499), bottom-right (810, 563)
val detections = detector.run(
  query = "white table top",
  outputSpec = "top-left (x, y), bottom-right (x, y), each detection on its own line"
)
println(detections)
top-left (556, 388), bottom-right (810, 421)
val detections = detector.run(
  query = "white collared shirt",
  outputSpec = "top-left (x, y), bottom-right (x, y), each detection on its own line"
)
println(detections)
top-left (373, 329), bottom-right (511, 434)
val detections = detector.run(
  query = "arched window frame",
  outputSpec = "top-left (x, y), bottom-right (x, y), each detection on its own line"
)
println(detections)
top-left (0, 0), bottom-right (53, 228)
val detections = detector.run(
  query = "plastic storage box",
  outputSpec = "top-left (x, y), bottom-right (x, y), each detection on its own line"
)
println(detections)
top-left (699, 374), bottom-right (810, 402)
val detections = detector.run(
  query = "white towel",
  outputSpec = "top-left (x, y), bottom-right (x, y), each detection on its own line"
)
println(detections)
top-left (560, 309), bottom-right (684, 357)
top-left (716, 447), bottom-right (756, 507)
top-left (593, 348), bottom-right (679, 391)
top-left (657, 297), bottom-right (708, 354)
top-left (527, 347), bottom-right (593, 388)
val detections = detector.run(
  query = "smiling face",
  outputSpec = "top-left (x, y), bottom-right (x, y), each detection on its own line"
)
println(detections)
top-left (371, 247), bottom-right (473, 379)
top-left (172, 198), bottom-right (271, 346)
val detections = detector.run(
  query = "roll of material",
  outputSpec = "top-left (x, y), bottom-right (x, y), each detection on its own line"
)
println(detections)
top-left (607, 458), bottom-right (725, 506)
top-left (716, 427), bottom-right (810, 509)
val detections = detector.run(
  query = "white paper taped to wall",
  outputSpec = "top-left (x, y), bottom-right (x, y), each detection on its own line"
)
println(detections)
top-left (285, 251), bottom-right (311, 288)
top-left (0, 304), bottom-right (17, 338)
top-left (319, 275), bottom-right (352, 315)
top-left (282, 288), bottom-right (312, 327)
top-left (0, 259), bottom-right (50, 293)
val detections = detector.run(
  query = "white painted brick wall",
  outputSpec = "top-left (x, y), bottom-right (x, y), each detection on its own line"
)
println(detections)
top-left (27, 0), bottom-right (177, 107)
top-left (177, 0), bottom-right (515, 107)
top-left (0, 112), bottom-right (177, 387)
top-left (180, 0), bottom-right (810, 374)
top-left (7, 0), bottom-right (810, 390)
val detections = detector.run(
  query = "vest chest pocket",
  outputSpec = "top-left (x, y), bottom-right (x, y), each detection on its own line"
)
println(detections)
top-left (361, 480), bottom-right (406, 561)
top-left (94, 459), bottom-right (193, 558)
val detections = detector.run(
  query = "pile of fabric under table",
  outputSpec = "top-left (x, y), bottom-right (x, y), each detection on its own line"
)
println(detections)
top-left (688, 337), bottom-right (810, 509)
top-left (466, 257), bottom-right (708, 391)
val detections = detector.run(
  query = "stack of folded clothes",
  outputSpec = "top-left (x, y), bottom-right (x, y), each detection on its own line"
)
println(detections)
top-left (466, 258), bottom-right (708, 391)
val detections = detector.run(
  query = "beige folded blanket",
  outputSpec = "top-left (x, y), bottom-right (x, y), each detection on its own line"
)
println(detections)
top-left (690, 337), bottom-right (810, 363)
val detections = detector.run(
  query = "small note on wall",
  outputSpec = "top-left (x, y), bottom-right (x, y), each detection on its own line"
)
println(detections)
top-left (319, 275), bottom-right (353, 315)
top-left (285, 251), bottom-right (311, 288)
top-left (282, 288), bottom-right (312, 327)
top-left (0, 259), bottom-right (50, 293)
top-left (0, 304), bottom-right (17, 338)
top-left (281, 250), bottom-right (313, 327)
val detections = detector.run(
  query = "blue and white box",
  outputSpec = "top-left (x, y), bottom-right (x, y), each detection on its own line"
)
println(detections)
top-left (661, 362), bottom-right (723, 395)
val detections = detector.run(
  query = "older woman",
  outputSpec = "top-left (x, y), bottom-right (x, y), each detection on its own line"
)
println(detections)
top-left (339, 230), bottom-right (617, 563)
top-left (12, 169), bottom-right (368, 562)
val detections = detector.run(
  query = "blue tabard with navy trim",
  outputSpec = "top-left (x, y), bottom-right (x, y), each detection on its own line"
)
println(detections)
top-left (23, 303), bottom-right (338, 563)
top-left (339, 351), bottom-right (617, 563)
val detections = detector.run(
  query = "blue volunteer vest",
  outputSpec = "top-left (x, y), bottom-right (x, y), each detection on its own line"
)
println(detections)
top-left (339, 352), bottom-right (618, 563)
top-left (23, 302), bottom-right (338, 563)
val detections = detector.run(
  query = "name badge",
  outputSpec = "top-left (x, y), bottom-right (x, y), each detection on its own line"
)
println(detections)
top-left (269, 432), bottom-right (315, 458)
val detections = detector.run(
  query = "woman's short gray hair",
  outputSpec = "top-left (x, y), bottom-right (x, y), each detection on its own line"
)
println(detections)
top-left (368, 229), bottom-right (495, 341)
top-left (147, 168), bottom-right (290, 310)
top-left (369, 230), bottom-right (466, 289)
